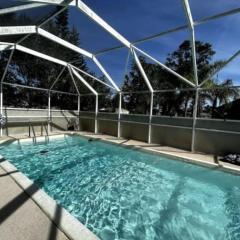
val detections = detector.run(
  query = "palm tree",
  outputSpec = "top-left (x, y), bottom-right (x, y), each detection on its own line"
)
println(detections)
top-left (201, 79), bottom-right (239, 118)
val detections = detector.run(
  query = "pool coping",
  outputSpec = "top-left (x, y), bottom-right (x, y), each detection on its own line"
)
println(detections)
top-left (0, 159), bottom-right (99, 240)
top-left (1, 132), bottom-right (240, 240)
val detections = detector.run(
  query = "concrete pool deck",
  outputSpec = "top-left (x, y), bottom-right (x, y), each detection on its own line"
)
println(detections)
top-left (0, 166), bottom-right (69, 240)
top-left (0, 131), bottom-right (240, 240)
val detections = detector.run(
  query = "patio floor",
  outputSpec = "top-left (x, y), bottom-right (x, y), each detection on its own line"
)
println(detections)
top-left (0, 166), bottom-right (69, 240)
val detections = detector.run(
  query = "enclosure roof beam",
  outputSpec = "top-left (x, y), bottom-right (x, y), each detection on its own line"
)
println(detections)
top-left (135, 7), bottom-right (240, 45)
top-left (15, 1), bottom-right (72, 46)
top-left (1, 43), bottom-right (67, 65)
top-left (132, 48), bottom-right (153, 93)
top-left (0, 3), bottom-right (48, 15)
top-left (76, 1), bottom-right (131, 48)
top-left (0, 26), bottom-right (121, 91)
top-left (76, 0), bottom-right (154, 91)
top-left (71, 65), bottom-right (115, 90)
top-left (20, 1), bottom-right (240, 48)
top-left (16, 45), bottom-right (68, 66)
top-left (133, 46), bottom-right (196, 88)
top-left (20, 0), bottom-right (76, 6)
top-left (92, 56), bottom-right (120, 92)
top-left (0, 44), bottom-right (14, 51)
top-left (70, 66), bottom-right (98, 95)
top-left (38, 28), bottom-right (93, 58)
top-left (1, 42), bottom-right (115, 92)
top-left (0, 42), bottom-right (15, 45)
top-left (40, 28), bottom-right (120, 91)
top-left (0, 26), bottom-right (93, 58)
top-left (68, 65), bottom-right (80, 95)
top-left (94, 7), bottom-right (240, 56)
top-left (182, 0), bottom-right (198, 86)
top-left (19, 0), bottom-right (192, 88)
top-left (20, 0), bottom-right (131, 47)
top-left (39, 28), bottom-right (119, 90)
top-left (0, 26), bottom-right (37, 36)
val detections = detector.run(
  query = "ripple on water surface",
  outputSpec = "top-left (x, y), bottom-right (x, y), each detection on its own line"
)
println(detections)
top-left (1, 135), bottom-right (240, 240)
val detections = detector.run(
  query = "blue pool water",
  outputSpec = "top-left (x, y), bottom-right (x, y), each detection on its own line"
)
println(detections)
top-left (0, 135), bottom-right (240, 240)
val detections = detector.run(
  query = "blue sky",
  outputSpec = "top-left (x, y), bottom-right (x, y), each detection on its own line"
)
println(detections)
top-left (67, 0), bottom-right (240, 86)
top-left (1, 0), bottom-right (240, 86)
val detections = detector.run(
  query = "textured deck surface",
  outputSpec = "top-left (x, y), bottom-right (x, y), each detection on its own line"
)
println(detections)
top-left (0, 167), bottom-right (69, 240)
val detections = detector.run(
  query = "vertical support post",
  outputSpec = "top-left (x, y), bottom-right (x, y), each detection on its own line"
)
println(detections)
top-left (93, 56), bottom-right (120, 92)
top-left (29, 122), bottom-right (31, 137)
top-left (95, 94), bottom-right (98, 134)
top-left (77, 95), bottom-right (80, 113)
top-left (148, 91), bottom-right (154, 144)
top-left (41, 123), bottom-right (43, 136)
top-left (78, 95), bottom-right (80, 131)
top-left (182, 0), bottom-right (199, 151)
top-left (48, 91), bottom-right (51, 133)
top-left (117, 92), bottom-right (122, 138)
top-left (191, 88), bottom-right (199, 152)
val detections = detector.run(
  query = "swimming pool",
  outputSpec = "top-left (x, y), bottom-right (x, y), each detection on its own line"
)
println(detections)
top-left (0, 135), bottom-right (240, 240)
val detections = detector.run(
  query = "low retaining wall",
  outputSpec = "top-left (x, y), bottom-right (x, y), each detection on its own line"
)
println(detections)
top-left (79, 112), bottom-right (240, 155)
top-left (2, 108), bottom-right (240, 155)
top-left (2, 108), bottom-right (78, 136)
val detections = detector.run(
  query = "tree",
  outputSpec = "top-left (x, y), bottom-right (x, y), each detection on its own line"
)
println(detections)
top-left (158, 40), bottom-right (219, 117)
top-left (122, 40), bottom-right (234, 117)
top-left (55, 7), bottom-right (69, 39)
top-left (165, 40), bottom-right (216, 83)
top-left (200, 79), bottom-right (239, 118)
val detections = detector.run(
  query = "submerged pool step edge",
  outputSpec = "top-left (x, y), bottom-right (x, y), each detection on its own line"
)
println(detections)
top-left (0, 160), bottom-right (99, 240)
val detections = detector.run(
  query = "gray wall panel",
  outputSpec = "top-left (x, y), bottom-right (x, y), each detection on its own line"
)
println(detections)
top-left (2, 108), bottom-right (240, 155)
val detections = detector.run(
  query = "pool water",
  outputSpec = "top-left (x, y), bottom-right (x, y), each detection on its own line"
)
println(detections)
top-left (1, 135), bottom-right (240, 240)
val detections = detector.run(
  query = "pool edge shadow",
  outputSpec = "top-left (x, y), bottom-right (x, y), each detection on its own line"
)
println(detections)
top-left (0, 160), bottom-right (99, 240)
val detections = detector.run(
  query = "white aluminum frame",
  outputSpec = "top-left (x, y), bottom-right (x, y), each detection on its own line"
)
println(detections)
top-left (70, 67), bottom-right (98, 133)
top-left (17, 0), bottom-right (194, 86)
top-left (0, 25), bottom-right (121, 91)
top-left (182, 0), bottom-right (199, 151)
top-left (48, 90), bottom-right (51, 133)
top-left (131, 48), bottom-right (154, 143)
top-left (68, 65), bottom-right (80, 96)
top-left (0, 3), bottom-right (47, 15)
